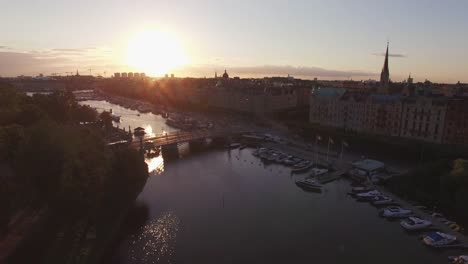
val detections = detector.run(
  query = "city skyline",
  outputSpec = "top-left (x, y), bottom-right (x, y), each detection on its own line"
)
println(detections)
top-left (1, 0), bottom-right (468, 83)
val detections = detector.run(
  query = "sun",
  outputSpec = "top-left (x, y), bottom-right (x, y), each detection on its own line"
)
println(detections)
top-left (127, 30), bottom-right (187, 77)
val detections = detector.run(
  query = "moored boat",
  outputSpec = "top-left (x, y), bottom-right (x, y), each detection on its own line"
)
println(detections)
top-left (380, 206), bottom-right (412, 218)
top-left (295, 178), bottom-right (323, 190)
top-left (371, 195), bottom-right (394, 205)
top-left (400, 216), bottom-right (432, 231)
top-left (448, 255), bottom-right (468, 264)
top-left (310, 168), bottom-right (328, 177)
top-left (292, 161), bottom-right (313, 173)
top-left (351, 186), bottom-right (373, 193)
top-left (422, 232), bottom-right (457, 248)
top-left (355, 190), bottom-right (381, 200)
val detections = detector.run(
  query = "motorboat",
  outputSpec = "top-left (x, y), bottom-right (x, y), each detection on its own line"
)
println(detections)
top-left (371, 195), bottom-right (394, 205)
top-left (448, 255), bottom-right (468, 264)
top-left (400, 217), bottom-right (432, 231)
top-left (274, 155), bottom-right (286, 163)
top-left (422, 232), bottom-right (457, 248)
top-left (292, 161), bottom-right (313, 173)
top-left (295, 178), bottom-right (323, 190)
top-left (355, 190), bottom-right (381, 200)
top-left (380, 206), bottom-right (412, 218)
top-left (239, 144), bottom-right (247, 150)
top-left (283, 159), bottom-right (295, 166)
top-left (266, 153), bottom-right (277, 162)
top-left (111, 114), bottom-right (121, 122)
top-left (228, 143), bottom-right (241, 149)
top-left (310, 168), bottom-right (329, 177)
top-left (291, 157), bottom-right (304, 165)
top-left (351, 186), bottom-right (373, 193)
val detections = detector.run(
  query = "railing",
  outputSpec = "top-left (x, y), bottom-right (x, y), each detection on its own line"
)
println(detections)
top-left (127, 128), bottom-right (249, 147)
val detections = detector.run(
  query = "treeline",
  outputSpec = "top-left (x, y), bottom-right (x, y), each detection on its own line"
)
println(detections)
top-left (0, 82), bottom-right (148, 245)
top-left (386, 159), bottom-right (468, 224)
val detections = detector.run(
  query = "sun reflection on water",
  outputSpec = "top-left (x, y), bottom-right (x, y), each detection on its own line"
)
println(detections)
top-left (145, 155), bottom-right (164, 175)
top-left (144, 125), bottom-right (155, 137)
top-left (127, 211), bottom-right (180, 264)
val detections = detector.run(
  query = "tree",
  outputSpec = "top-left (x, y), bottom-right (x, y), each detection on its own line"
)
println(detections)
top-left (99, 111), bottom-right (113, 131)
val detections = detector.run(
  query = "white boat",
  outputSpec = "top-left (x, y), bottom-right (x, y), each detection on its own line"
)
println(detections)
top-left (422, 232), bottom-right (457, 248)
top-left (310, 168), bottom-right (329, 177)
top-left (228, 143), bottom-right (241, 149)
top-left (400, 217), bottom-right (432, 231)
top-left (351, 186), bottom-right (373, 193)
top-left (295, 178), bottom-right (322, 190)
top-left (380, 206), bottom-right (412, 218)
top-left (371, 195), bottom-right (394, 205)
top-left (355, 190), bottom-right (381, 200)
top-left (448, 255), bottom-right (468, 264)
top-left (292, 161), bottom-right (313, 173)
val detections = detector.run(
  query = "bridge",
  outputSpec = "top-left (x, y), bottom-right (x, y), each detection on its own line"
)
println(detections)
top-left (122, 128), bottom-right (250, 149)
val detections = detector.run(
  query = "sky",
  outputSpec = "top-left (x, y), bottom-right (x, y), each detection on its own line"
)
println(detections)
top-left (1, 0), bottom-right (467, 83)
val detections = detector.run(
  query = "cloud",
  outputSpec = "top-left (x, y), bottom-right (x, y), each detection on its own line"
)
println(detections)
top-left (176, 64), bottom-right (378, 80)
top-left (0, 47), bottom-right (114, 76)
top-left (50, 48), bottom-right (96, 53)
top-left (372, 52), bottom-right (407, 58)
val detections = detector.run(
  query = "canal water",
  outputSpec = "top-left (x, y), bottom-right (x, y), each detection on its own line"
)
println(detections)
top-left (79, 100), bottom-right (178, 137)
top-left (82, 100), bottom-right (463, 264)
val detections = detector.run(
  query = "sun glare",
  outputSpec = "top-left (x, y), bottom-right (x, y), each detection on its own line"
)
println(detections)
top-left (127, 30), bottom-right (187, 77)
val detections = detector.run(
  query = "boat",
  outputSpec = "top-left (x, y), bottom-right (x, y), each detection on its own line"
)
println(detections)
top-left (371, 195), bottom-right (394, 205)
top-left (266, 153), bottom-right (277, 162)
top-left (422, 232), bottom-right (457, 248)
top-left (400, 217), bottom-right (432, 231)
top-left (239, 144), bottom-right (247, 150)
top-left (295, 178), bottom-right (323, 190)
top-left (355, 190), bottom-right (381, 200)
top-left (351, 186), bottom-right (373, 193)
top-left (310, 168), bottom-right (328, 177)
top-left (292, 161), bottom-right (313, 173)
top-left (259, 152), bottom-right (269, 160)
top-left (448, 255), bottom-right (468, 264)
top-left (380, 206), bottom-right (412, 218)
top-left (283, 159), bottom-right (295, 166)
top-left (228, 143), bottom-right (241, 149)
top-left (111, 114), bottom-right (121, 122)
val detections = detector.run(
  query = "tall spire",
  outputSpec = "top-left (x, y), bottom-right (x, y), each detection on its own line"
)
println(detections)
top-left (383, 42), bottom-right (389, 73)
top-left (379, 42), bottom-right (390, 92)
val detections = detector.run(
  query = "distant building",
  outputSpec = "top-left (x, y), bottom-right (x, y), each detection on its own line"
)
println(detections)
top-left (121, 72), bottom-right (128, 78)
top-left (128, 72), bottom-right (134, 78)
top-left (134, 73), bottom-right (140, 78)
top-left (114, 72), bottom-right (121, 78)
top-left (222, 69), bottom-right (229, 79)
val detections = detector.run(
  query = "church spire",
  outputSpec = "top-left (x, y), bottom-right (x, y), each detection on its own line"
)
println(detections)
top-left (379, 42), bottom-right (390, 93)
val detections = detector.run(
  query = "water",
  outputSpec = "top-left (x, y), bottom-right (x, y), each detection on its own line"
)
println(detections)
top-left (79, 100), bottom-right (177, 137)
top-left (79, 99), bottom-right (463, 263)
top-left (110, 147), bottom-right (464, 264)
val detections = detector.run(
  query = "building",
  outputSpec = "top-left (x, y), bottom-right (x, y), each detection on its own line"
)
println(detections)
top-left (114, 72), bottom-right (121, 78)
top-left (309, 87), bottom-right (346, 128)
top-left (443, 98), bottom-right (468, 144)
top-left (399, 96), bottom-right (447, 143)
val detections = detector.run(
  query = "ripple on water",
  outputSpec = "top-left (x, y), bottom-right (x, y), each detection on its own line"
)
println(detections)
top-left (127, 211), bottom-right (180, 264)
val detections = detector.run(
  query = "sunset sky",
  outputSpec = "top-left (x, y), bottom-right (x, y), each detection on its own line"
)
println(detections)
top-left (1, 0), bottom-right (467, 83)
